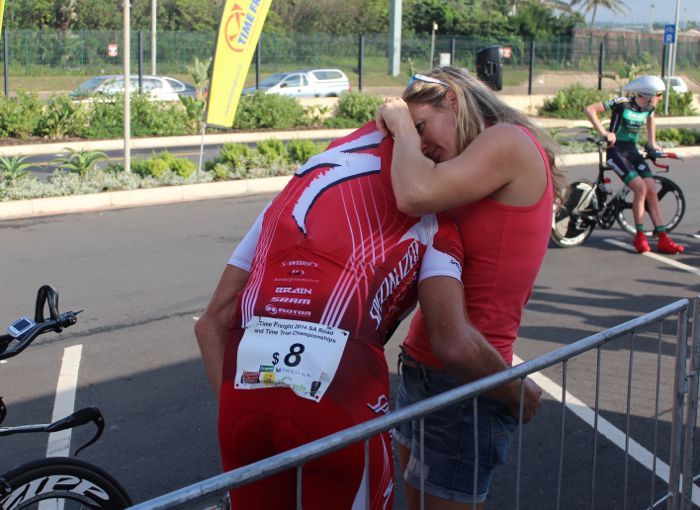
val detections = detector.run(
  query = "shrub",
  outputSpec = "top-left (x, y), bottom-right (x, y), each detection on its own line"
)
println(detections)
top-left (285, 139), bottom-right (324, 163)
top-left (538, 84), bottom-right (609, 119)
top-left (0, 91), bottom-right (43, 137)
top-left (38, 94), bottom-right (89, 138)
top-left (180, 96), bottom-right (206, 130)
top-left (169, 156), bottom-right (197, 178)
top-left (219, 143), bottom-right (251, 167)
top-left (656, 127), bottom-right (700, 145)
top-left (255, 139), bottom-right (287, 164)
top-left (323, 116), bottom-right (363, 128)
top-left (131, 95), bottom-right (191, 137)
top-left (332, 91), bottom-right (383, 124)
top-left (234, 91), bottom-right (306, 129)
top-left (129, 150), bottom-right (197, 179)
top-left (659, 90), bottom-right (697, 117)
top-left (80, 98), bottom-right (124, 138)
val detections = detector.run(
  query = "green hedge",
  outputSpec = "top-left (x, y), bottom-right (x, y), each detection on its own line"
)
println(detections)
top-left (0, 89), bottom-right (384, 141)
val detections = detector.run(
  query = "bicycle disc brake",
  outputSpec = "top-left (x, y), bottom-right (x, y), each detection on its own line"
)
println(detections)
top-left (0, 396), bottom-right (5, 425)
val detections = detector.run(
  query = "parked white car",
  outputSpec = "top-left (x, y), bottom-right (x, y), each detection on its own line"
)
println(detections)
top-left (70, 75), bottom-right (196, 101)
top-left (668, 76), bottom-right (688, 94)
top-left (242, 69), bottom-right (351, 98)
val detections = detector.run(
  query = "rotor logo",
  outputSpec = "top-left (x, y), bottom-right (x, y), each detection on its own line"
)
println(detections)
top-left (224, 4), bottom-right (246, 52)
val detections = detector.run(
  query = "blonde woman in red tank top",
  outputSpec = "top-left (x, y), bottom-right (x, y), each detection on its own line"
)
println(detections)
top-left (376, 66), bottom-right (564, 509)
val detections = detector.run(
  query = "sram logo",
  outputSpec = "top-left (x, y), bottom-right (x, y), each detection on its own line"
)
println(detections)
top-left (2, 475), bottom-right (110, 509)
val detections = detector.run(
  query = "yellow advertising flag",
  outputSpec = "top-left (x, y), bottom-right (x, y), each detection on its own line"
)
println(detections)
top-left (206, 0), bottom-right (271, 128)
top-left (0, 0), bottom-right (5, 34)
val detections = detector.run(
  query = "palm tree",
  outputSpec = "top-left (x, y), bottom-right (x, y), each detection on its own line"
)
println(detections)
top-left (570, 0), bottom-right (629, 27)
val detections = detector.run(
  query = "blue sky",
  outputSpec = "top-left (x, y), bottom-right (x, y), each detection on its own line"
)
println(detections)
top-left (582, 0), bottom-right (700, 25)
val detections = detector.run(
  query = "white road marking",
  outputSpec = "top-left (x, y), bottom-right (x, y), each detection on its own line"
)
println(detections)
top-left (605, 238), bottom-right (700, 275)
top-left (514, 354), bottom-right (700, 505)
top-left (46, 344), bottom-right (82, 458)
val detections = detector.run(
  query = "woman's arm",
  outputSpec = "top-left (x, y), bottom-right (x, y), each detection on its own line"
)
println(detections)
top-left (394, 124), bottom-right (546, 215)
top-left (419, 276), bottom-right (542, 422)
top-left (377, 98), bottom-right (546, 215)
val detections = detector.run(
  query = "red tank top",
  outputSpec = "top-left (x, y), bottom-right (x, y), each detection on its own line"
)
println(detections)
top-left (403, 125), bottom-right (553, 365)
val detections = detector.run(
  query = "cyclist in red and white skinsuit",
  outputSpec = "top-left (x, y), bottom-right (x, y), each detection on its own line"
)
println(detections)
top-left (197, 122), bottom-right (480, 509)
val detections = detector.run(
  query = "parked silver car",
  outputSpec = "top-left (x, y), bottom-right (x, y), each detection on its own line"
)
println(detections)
top-left (242, 69), bottom-right (351, 98)
top-left (70, 75), bottom-right (197, 101)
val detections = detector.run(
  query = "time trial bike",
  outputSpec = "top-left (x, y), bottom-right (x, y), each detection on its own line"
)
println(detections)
top-left (551, 137), bottom-right (685, 248)
top-left (1, 285), bottom-right (131, 510)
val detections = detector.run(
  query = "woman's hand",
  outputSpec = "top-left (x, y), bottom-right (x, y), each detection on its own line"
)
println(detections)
top-left (375, 97), bottom-right (412, 137)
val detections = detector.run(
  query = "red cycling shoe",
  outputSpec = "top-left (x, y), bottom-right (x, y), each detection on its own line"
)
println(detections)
top-left (656, 232), bottom-right (684, 254)
top-left (633, 232), bottom-right (650, 253)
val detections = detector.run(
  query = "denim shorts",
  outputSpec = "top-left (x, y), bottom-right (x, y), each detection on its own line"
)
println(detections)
top-left (394, 353), bottom-right (518, 504)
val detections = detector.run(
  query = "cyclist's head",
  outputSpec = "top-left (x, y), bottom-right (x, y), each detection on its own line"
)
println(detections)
top-left (624, 75), bottom-right (665, 106)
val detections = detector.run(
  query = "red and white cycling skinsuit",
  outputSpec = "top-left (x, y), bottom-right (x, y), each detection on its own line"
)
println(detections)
top-left (219, 122), bottom-right (463, 510)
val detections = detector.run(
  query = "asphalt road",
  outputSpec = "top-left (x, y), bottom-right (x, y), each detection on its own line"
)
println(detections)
top-left (1, 156), bottom-right (700, 508)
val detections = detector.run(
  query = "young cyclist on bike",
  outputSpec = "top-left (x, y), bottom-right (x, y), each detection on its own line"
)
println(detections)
top-left (584, 75), bottom-right (684, 254)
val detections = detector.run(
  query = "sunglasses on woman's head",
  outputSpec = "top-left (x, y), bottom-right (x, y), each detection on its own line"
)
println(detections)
top-left (407, 74), bottom-right (449, 87)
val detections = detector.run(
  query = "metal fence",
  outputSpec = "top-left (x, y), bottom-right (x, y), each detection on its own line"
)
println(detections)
top-left (127, 297), bottom-right (700, 510)
top-left (1, 29), bottom-right (699, 85)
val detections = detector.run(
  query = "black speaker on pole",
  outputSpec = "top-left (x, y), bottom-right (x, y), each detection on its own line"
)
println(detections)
top-left (476, 45), bottom-right (503, 91)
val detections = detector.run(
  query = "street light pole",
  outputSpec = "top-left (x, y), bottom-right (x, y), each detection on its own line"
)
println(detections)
top-left (649, 3), bottom-right (654, 32)
top-left (670, 0), bottom-right (681, 77)
top-left (151, 0), bottom-right (156, 75)
top-left (123, 0), bottom-right (131, 173)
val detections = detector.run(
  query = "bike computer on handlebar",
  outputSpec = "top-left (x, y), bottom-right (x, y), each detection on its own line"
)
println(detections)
top-left (6, 316), bottom-right (36, 338)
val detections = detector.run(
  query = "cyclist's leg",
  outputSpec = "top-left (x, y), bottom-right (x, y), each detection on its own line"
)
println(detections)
top-left (626, 175), bottom-right (647, 226)
top-left (637, 164), bottom-right (684, 253)
top-left (608, 149), bottom-right (650, 252)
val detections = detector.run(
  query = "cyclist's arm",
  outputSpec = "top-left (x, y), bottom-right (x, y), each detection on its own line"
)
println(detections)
top-left (195, 265), bottom-right (250, 398)
top-left (418, 276), bottom-right (541, 422)
top-left (647, 114), bottom-right (660, 150)
top-left (584, 102), bottom-right (615, 145)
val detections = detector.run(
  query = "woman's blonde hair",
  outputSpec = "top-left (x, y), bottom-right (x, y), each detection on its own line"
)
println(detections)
top-left (403, 66), bottom-right (566, 200)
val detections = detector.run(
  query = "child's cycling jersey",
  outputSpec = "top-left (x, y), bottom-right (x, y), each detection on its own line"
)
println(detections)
top-left (604, 96), bottom-right (654, 144)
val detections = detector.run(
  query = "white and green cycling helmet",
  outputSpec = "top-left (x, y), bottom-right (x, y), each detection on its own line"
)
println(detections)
top-left (623, 75), bottom-right (666, 97)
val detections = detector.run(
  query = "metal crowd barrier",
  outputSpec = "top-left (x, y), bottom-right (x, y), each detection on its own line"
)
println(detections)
top-left (128, 298), bottom-right (700, 510)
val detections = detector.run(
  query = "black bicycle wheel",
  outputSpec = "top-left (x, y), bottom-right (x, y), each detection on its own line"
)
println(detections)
top-left (615, 175), bottom-right (686, 236)
top-left (1, 457), bottom-right (131, 510)
top-left (550, 180), bottom-right (598, 248)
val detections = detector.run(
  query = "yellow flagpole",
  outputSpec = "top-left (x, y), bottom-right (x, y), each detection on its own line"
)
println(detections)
top-left (206, 0), bottom-right (271, 128)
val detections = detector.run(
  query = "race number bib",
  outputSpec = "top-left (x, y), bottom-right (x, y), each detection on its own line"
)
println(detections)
top-left (234, 316), bottom-right (349, 402)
